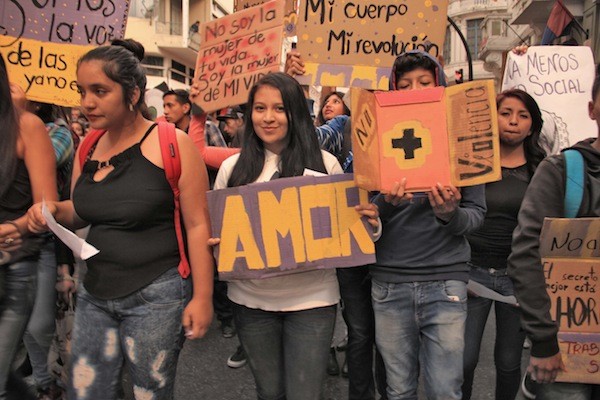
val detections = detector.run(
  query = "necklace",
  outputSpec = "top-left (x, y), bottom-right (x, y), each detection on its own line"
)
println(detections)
top-left (97, 160), bottom-right (112, 170)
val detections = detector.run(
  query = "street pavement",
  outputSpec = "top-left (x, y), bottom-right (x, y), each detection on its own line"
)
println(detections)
top-left (157, 307), bottom-right (527, 399)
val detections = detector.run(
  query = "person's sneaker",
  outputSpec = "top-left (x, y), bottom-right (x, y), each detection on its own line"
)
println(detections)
top-left (227, 345), bottom-right (247, 368)
top-left (36, 382), bottom-right (64, 400)
top-left (221, 321), bottom-right (235, 338)
top-left (521, 372), bottom-right (539, 399)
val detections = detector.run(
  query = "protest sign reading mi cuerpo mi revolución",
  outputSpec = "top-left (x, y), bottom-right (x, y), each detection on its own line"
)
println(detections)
top-left (0, 0), bottom-right (130, 106)
top-left (194, 0), bottom-right (285, 113)
top-left (295, 0), bottom-right (448, 89)
top-left (502, 46), bottom-right (596, 149)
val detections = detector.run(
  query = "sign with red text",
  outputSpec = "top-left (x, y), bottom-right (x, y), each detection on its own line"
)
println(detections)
top-left (0, 0), bottom-right (130, 106)
top-left (207, 174), bottom-right (376, 280)
top-left (295, 0), bottom-right (448, 89)
top-left (540, 218), bottom-right (600, 384)
top-left (502, 46), bottom-right (595, 152)
top-left (351, 80), bottom-right (500, 192)
top-left (235, 0), bottom-right (297, 36)
top-left (194, 0), bottom-right (285, 113)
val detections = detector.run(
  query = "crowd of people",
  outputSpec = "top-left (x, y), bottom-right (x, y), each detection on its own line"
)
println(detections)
top-left (0, 32), bottom-right (599, 400)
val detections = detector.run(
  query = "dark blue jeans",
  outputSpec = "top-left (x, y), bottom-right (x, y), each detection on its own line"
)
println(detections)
top-left (0, 260), bottom-right (36, 400)
top-left (462, 264), bottom-right (526, 400)
top-left (337, 266), bottom-right (387, 400)
top-left (68, 268), bottom-right (190, 400)
top-left (233, 303), bottom-right (336, 400)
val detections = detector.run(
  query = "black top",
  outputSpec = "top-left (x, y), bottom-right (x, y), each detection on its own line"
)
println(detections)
top-left (73, 125), bottom-right (180, 299)
top-left (467, 164), bottom-right (530, 269)
top-left (0, 160), bottom-right (43, 261)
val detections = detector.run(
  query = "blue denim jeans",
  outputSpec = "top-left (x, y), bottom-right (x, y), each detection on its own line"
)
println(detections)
top-left (337, 266), bottom-right (387, 400)
top-left (24, 240), bottom-right (58, 389)
top-left (372, 279), bottom-right (467, 400)
top-left (233, 303), bottom-right (336, 400)
top-left (67, 268), bottom-right (190, 400)
top-left (0, 260), bottom-right (37, 400)
top-left (462, 264), bottom-right (526, 400)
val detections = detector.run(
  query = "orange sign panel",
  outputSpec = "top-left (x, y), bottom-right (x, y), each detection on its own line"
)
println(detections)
top-left (351, 80), bottom-right (501, 192)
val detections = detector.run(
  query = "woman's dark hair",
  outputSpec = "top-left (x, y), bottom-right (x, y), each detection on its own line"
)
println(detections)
top-left (592, 63), bottom-right (600, 101)
top-left (0, 53), bottom-right (19, 198)
top-left (228, 72), bottom-right (327, 187)
top-left (315, 91), bottom-right (350, 126)
top-left (31, 102), bottom-right (69, 125)
top-left (78, 39), bottom-right (147, 111)
top-left (392, 52), bottom-right (439, 89)
top-left (497, 88), bottom-right (546, 175)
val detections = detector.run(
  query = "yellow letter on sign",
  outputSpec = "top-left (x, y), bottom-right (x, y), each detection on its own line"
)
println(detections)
top-left (334, 181), bottom-right (373, 256)
top-left (300, 183), bottom-right (341, 261)
top-left (219, 195), bottom-right (265, 271)
top-left (258, 188), bottom-right (306, 268)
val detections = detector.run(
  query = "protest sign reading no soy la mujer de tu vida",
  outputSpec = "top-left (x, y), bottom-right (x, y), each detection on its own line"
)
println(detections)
top-left (540, 218), bottom-right (600, 384)
top-left (295, 0), bottom-right (448, 89)
top-left (502, 46), bottom-right (595, 149)
top-left (193, 0), bottom-right (286, 113)
top-left (1, 0), bottom-right (130, 106)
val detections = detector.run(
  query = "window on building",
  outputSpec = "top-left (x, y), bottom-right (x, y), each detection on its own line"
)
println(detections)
top-left (171, 60), bottom-right (187, 83)
top-left (188, 68), bottom-right (195, 85)
top-left (443, 26), bottom-right (451, 65)
top-left (491, 20), bottom-right (504, 36)
top-left (142, 56), bottom-right (165, 77)
top-left (467, 18), bottom-right (484, 59)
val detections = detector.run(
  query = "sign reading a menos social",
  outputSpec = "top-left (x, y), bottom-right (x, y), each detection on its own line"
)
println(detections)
top-left (207, 174), bottom-right (376, 280)
top-left (540, 218), bottom-right (600, 384)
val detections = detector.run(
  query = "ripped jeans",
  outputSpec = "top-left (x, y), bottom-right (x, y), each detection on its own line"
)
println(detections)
top-left (372, 279), bottom-right (467, 400)
top-left (67, 268), bottom-right (191, 400)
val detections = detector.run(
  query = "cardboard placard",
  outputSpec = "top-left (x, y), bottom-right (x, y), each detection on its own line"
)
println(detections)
top-left (1, 0), bottom-right (129, 106)
top-left (502, 46), bottom-right (596, 150)
top-left (558, 333), bottom-right (600, 384)
top-left (194, 0), bottom-right (285, 113)
top-left (207, 174), bottom-right (376, 280)
top-left (295, 0), bottom-right (448, 89)
top-left (3, 37), bottom-right (94, 107)
top-left (0, 0), bottom-right (130, 46)
top-left (351, 80), bottom-right (501, 192)
top-left (234, 0), bottom-right (297, 36)
top-left (540, 218), bottom-right (600, 383)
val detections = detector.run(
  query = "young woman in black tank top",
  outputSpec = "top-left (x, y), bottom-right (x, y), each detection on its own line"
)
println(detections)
top-left (0, 54), bottom-right (57, 400)
top-left (27, 40), bottom-right (214, 400)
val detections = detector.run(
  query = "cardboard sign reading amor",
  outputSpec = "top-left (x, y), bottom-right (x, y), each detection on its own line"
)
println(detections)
top-left (351, 80), bottom-right (501, 192)
top-left (207, 174), bottom-right (376, 280)
top-left (194, 0), bottom-right (285, 113)
top-left (540, 218), bottom-right (600, 384)
top-left (295, 0), bottom-right (448, 89)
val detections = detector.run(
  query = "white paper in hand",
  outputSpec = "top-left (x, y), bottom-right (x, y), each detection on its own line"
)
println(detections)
top-left (467, 279), bottom-right (517, 305)
top-left (42, 201), bottom-right (99, 260)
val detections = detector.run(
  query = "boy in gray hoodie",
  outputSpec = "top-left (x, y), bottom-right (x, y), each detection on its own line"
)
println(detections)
top-left (371, 51), bottom-right (486, 400)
